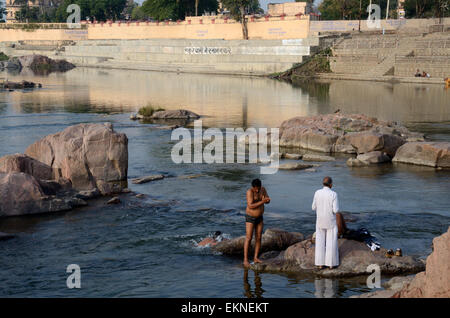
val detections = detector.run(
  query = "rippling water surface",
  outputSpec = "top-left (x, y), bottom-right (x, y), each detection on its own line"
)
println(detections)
top-left (0, 68), bottom-right (449, 297)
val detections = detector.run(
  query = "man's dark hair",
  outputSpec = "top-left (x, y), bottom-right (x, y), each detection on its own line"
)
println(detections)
top-left (323, 176), bottom-right (333, 188)
top-left (214, 231), bottom-right (222, 238)
top-left (252, 178), bottom-right (262, 188)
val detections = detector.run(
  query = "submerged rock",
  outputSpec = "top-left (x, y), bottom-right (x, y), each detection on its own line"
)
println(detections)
top-left (212, 228), bottom-right (304, 256)
top-left (393, 226), bottom-right (450, 298)
top-left (302, 154), bottom-right (335, 162)
top-left (278, 163), bottom-right (315, 170)
top-left (283, 153), bottom-right (302, 160)
top-left (132, 174), bottom-right (165, 184)
top-left (151, 109), bottom-right (200, 120)
top-left (1, 80), bottom-right (41, 90)
top-left (25, 123), bottom-right (128, 195)
top-left (106, 197), bottom-right (121, 205)
top-left (250, 238), bottom-right (425, 278)
top-left (393, 142), bottom-right (450, 168)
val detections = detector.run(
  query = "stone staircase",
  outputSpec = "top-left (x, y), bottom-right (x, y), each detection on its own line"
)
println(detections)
top-left (330, 32), bottom-right (450, 78)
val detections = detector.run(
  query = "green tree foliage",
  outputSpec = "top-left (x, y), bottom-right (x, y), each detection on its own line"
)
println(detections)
top-left (131, 6), bottom-right (149, 20)
top-left (141, 0), bottom-right (218, 21)
top-left (403, 0), bottom-right (449, 18)
top-left (318, 0), bottom-right (398, 20)
top-left (54, 0), bottom-right (127, 22)
top-left (221, 0), bottom-right (262, 39)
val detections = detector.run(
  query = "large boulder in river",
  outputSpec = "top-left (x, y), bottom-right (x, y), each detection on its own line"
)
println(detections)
top-left (212, 228), bottom-right (304, 255)
top-left (393, 227), bottom-right (450, 298)
top-left (251, 238), bottom-right (425, 278)
top-left (279, 114), bottom-right (422, 154)
top-left (346, 151), bottom-right (391, 167)
top-left (25, 123), bottom-right (128, 195)
top-left (393, 142), bottom-right (450, 168)
top-left (16, 55), bottom-right (75, 73)
top-left (0, 154), bottom-right (54, 181)
top-left (0, 172), bottom-right (85, 217)
top-left (151, 109), bottom-right (200, 120)
top-left (349, 132), bottom-right (405, 156)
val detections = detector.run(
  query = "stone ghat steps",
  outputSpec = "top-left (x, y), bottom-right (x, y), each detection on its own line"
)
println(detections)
top-left (330, 33), bottom-right (450, 77)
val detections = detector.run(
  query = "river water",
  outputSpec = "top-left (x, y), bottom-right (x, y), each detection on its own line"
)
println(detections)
top-left (0, 68), bottom-right (449, 297)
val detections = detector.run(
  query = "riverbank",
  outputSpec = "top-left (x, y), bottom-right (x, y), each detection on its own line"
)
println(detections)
top-left (0, 67), bottom-right (449, 297)
top-left (293, 73), bottom-right (446, 85)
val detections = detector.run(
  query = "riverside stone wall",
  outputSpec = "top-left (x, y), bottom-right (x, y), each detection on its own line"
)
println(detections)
top-left (0, 37), bottom-right (320, 76)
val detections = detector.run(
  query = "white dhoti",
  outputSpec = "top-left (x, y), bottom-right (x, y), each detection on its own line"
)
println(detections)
top-left (315, 225), bottom-right (339, 267)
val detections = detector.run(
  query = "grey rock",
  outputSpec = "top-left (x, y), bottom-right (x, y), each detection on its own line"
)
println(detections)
top-left (132, 174), bottom-right (165, 184)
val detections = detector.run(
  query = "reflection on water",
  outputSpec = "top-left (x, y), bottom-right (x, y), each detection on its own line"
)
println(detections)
top-left (243, 270), bottom-right (264, 298)
top-left (314, 278), bottom-right (338, 298)
top-left (0, 67), bottom-right (449, 298)
top-left (1, 67), bottom-right (449, 128)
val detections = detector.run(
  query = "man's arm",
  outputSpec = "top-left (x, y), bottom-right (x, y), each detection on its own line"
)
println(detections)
top-left (262, 187), bottom-right (270, 204)
top-left (247, 190), bottom-right (266, 209)
top-left (332, 193), bottom-right (339, 214)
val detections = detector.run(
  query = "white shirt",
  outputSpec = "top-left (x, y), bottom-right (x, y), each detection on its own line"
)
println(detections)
top-left (312, 186), bottom-right (339, 229)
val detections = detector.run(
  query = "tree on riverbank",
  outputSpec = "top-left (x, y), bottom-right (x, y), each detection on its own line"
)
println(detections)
top-left (54, 0), bottom-right (128, 22)
top-left (140, 0), bottom-right (218, 21)
top-left (220, 0), bottom-right (262, 40)
top-left (318, 0), bottom-right (397, 20)
top-left (403, 0), bottom-right (449, 18)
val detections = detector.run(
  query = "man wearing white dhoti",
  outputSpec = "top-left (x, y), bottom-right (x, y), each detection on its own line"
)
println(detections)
top-left (312, 176), bottom-right (340, 269)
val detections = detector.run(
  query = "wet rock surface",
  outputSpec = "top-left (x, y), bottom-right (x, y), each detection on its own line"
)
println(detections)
top-left (211, 228), bottom-right (304, 256)
top-left (249, 237), bottom-right (425, 278)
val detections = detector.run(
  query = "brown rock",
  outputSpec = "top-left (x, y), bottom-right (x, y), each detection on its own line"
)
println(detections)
top-left (349, 133), bottom-right (405, 156)
top-left (132, 175), bottom-right (165, 184)
top-left (251, 238), bottom-right (424, 278)
top-left (393, 142), bottom-right (450, 168)
top-left (394, 227), bottom-right (450, 298)
top-left (151, 109), bottom-right (200, 119)
top-left (0, 172), bottom-right (74, 217)
top-left (283, 153), bottom-right (303, 160)
top-left (347, 151), bottom-right (391, 166)
top-left (25, 123), bottom-right (128, 195)
top-left (278, 163), bottom-right (315, 170)
top-left (0, 153), bottom-right (54, 181)
top-left (212, 228), bottom-right (304, 256)
top-left (302, 154), bottom-right (335, 162)
top-left (279, 114), bottom-right (416, 154)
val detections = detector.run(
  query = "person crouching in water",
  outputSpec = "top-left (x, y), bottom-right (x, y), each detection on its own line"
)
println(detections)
top-left (243, 179), bottom-right (270, 268)
top-left (312, 176), bottom-right (340, 270)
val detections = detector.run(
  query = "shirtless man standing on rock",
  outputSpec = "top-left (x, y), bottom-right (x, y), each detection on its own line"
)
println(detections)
top-left (244, 179), bottom-right (271, 268)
